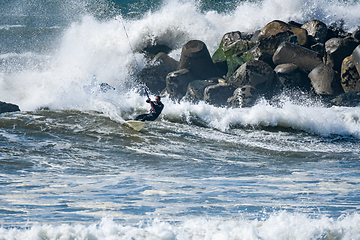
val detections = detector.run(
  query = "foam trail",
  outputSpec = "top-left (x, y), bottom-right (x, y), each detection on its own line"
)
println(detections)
top-left (160, 95), bottom-right (360, 138)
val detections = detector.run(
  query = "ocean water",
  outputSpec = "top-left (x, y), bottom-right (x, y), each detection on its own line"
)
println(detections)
top-left (1, 0), bottom-right (360, 239)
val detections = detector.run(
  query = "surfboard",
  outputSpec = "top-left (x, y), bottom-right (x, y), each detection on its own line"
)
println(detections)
top-left (124, 120), bottom-right (145, 131)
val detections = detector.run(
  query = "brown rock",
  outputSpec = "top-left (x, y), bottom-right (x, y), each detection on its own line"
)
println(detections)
top-left (258, 20), bottom-right (309, 47)
top-left (341, 55), bottom-right (360, 93)
top-left (301, 20), bottom-right (328, 44)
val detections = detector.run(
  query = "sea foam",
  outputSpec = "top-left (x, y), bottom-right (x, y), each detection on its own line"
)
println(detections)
top-left (1, 213), bottom-right (360, 240)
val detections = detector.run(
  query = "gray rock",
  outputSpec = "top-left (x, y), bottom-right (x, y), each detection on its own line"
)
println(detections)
top-left (310, 42), bottom-right (325, 58)
top-left (179, 40), bottom-right (220, 80)
top-left (228, 60), bottom-right (274, 93)
top-left (151, 52), bottom-right (179, 72)
top-left (0, 101), bottom-right (20, 114)
top-left (324, 37), bottom-right (359, 72)
top-left (274, 63), bottom-right (298, 74)
top-left (165, 69), bottom-right (195, 100)
top-left (204, 83), bottom-right (235, 106)
top-left (140, 52), bottom-right (179, 94)
top-left (274, 63), bottom-right (311, 90)
top-left (184, 80), bottom-right (216, 102)
top-left (251, 31), bottom-right (295, 67)
top-left (273, 42), bottom-right (323, 73)
top-left (227, 85), bottom-right (257, 108)
top-left (329, 91), bottom-right (360, 107)
top-left (308, 63), bottom-right (344, 96)
top-left (142, 44), bottom-right (172, 59)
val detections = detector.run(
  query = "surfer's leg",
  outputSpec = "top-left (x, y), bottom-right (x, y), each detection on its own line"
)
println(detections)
top-left (134, 114), bottom-right (147, 121)
top-left (141, 114), bottom-right (157, 121)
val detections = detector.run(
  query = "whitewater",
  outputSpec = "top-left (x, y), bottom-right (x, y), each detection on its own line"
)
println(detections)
top-left (1, 0), bottom-right (360, 239)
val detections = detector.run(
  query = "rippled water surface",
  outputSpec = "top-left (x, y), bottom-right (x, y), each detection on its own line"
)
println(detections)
top-left (1, 0), bottom-right (360, 238)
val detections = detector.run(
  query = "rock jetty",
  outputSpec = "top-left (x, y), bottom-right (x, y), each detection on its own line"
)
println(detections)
top-left (140, 19), bottom-right (360, 108)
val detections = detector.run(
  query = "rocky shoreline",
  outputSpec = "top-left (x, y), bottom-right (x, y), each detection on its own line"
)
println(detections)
top-left (2, 19), bottom-right (360, 114)
top-left (140, 19), bottom-right (360, 108)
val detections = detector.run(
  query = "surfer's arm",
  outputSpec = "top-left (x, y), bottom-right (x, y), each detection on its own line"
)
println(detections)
top-left (148, 99), bottom-right (155, 110)
top-left (150, 102), bottom-right (155, 110)
top-left (145, 98), bottom-right (155, 110)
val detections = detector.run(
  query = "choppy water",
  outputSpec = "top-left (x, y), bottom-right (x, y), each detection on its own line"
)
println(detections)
top-left (1, 0), bottom-right (360, 239)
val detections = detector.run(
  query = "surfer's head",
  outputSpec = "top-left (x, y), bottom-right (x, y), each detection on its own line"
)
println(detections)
top-left (155, 96), bottom-right (161, 103)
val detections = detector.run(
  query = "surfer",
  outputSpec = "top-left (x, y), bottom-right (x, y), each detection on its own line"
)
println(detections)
top-left (135, 96), bottom-right (164, 121)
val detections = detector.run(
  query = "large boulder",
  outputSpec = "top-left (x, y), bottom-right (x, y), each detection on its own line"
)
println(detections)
top-left (227, 85), bottom-right (258, 108)
top-left (258, 20), bottom-right (309, 47)
top-left (341, 55), bottom-right (360, 93)
top-left (179, 40), bottom-right (220, 80)
top-left (0, 101), bottom-right (20, 114)
top-left (273, 42), bottom-right (323, 73)
top-left (274, 63), bottom-right (311, 91)
top-left (165, 69), bottom-right (195, 100)
top-left (228, 60), bottom-right (274, 93)
top-left (324, 37), bottom-right (359, 72)
top-left (184, 79), bottom-right (217, 102)
top-left (308, 63), bottom-right (344, 96)
top-left (212, 31), bottom-right (241, 76)
top-left (301, 20), bottom-right (328, 44)
top-left (139, 52), bottom-right (179, 94)
top-left (203, 83), bottom-right (235, 106)
top-left (212, 31), bottom-right (256, 78)
top-left (251, 31), bottom-right (295, 67)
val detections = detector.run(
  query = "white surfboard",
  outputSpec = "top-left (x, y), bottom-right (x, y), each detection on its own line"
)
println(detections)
top-left (124, 120), bottom-right (145, 131)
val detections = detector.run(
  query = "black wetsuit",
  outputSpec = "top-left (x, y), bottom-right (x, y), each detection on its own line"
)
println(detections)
top-left (135, 99), bottom-right (164, 121)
